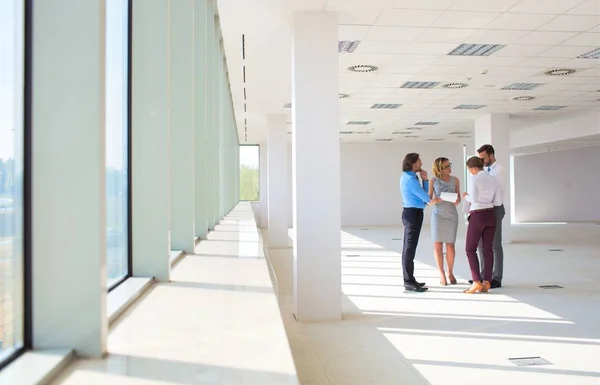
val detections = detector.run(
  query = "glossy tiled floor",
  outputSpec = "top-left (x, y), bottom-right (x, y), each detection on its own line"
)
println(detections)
top-left (53, 204), bottom-right (299, 385)
top-left (266, 222), bottom-right (600, 385)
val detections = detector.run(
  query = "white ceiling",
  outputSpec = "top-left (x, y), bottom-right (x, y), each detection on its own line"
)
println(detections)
top-left (218, 0), bottom-right (600, 144)
top-left (511, 133), bottom-right (600, 155)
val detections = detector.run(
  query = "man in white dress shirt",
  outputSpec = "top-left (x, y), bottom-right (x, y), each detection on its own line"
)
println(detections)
top-left (476, 144), bottom-right (505, 288)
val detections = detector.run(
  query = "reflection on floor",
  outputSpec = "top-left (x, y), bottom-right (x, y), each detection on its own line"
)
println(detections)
top-left (266, 223), bottom-right (600, 385)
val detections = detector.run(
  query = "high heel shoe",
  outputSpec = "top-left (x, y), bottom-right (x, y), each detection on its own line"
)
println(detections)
top-left (463, 281), bottom-right (484, 294)
top-left (481, 281), bottom-right (491, 293)
top-left (448, 274), bottom-right (457, 285)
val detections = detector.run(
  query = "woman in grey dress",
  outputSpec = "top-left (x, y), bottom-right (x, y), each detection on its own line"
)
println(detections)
top-left (428, 157), bottom-right (461, 286)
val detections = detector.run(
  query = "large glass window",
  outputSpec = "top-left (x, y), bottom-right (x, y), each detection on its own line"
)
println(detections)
top-left (0, 0), bottom-right (25, 363)
top-left (105, 0), bottom-right (130, 288)
top-left (239, 145), bottom-right (259, 201)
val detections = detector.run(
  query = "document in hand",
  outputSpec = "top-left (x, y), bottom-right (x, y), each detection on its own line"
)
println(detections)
top-left (440, 192), bottom-right (458, 202)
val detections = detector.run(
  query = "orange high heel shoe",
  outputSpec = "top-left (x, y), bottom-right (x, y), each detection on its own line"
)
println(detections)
top-left (464, 281), bottom-right (484, 294)
top-left (481, 281), bottom-right (491, 293)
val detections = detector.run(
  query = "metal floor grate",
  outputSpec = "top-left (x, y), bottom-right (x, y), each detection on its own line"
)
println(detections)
top-left (509, 357), bottom-right (551, 367)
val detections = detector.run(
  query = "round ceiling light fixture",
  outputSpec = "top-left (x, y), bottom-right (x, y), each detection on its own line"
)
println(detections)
top-left (544, 68), bottom-right (576, 76)
top-left (348, 65), bottom-right (379, 73)
top-left (511, 96), bottom-right (536, 101)
top-left (339, 93), bottom-right (350, 98)
top-left (442, 82), bottom-right (468, 89)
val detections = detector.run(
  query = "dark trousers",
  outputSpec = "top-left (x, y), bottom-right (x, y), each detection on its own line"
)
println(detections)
top-left (477, 204), bottom-right (505, 283)
top-left (402, 208), bottom-right (424, 284)
top-left (466, 209), bottom-right (496, 282)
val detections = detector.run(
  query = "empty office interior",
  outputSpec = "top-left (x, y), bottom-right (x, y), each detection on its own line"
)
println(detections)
top-left (0, 0), bottom-right (599, 384)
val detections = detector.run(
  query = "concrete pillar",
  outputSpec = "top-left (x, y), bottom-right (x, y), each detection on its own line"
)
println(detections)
top-left (131, 0), bottom-right (171, 281)
top-left (291, 12), bottom-right (341, 322)
top-left (32, 0), bottom-right (108, 357)
top-left (474, 114), bottom-right (512, 243)
top-left (267, 115), bottom-right (289, 248)
top-left (170, 0), bottom-right (195, 252)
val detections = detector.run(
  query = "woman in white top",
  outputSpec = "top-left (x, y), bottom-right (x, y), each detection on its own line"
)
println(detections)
top-left (462, 156), bottom-right (502, 294)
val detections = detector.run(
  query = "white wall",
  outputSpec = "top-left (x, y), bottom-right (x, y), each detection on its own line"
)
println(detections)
top-left (281, 142), bottom-right (465, 227)
top-left (514, 146), bottom-right (600, 222)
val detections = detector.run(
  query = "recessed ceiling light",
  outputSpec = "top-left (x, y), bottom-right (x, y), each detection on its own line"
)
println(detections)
top-left (448, 43), bottom-right (505, 56)
top-left (338, 41), bottom-right (361, 53)
top-left (392, 131), bottom-right (413, 135)
top-left (405, 135), bottom-right (418, 138)
top-left (511, 96), bottom-right (536, 101)
top-left (454, 104), bottom-right (486, 110)
top-left (375, 139), bottom-right (393, 141)
top-left (442, 83), bottom-right (468, 89)
top-left (578, 48), bottom-right (600, 59)
top-left (415, 122), bottom-right (439, 126)
top-left (533, 105), bottom-right (567, 111)
top-left (339, 93), bottom-right (350, 98)
top-left (426, 138), bottom-right (445, 141)
top-left (347, 121), bottom-right (371, 125)
top-left (348, 65), bottom-right (378, 73)
top-left (371, 103), bottom-right (402, 109)
top-left (544, 68), bottom-right (576, 76)
top-left (502, 83), bottom-right (544, 91)
top-left (400, 81), bottom-right (440, 89)
top-left (339, 131), bottom-right (354, 134)
top-left (449, 131), bottom-right (471, 135)
top-left (406, 127), bottom-right (423, 130)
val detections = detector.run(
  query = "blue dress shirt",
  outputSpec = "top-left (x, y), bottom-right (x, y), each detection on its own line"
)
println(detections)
top-left (400, 171), bottom-right (430, 209)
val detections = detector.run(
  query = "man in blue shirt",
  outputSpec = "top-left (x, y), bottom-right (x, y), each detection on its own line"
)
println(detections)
top-left (400, 153), bottom-right (441, 292)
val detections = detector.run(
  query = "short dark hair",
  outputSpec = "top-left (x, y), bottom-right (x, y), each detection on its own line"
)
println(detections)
top-left (402, 153), bottom-right (420, 172)
top-left (466, 156), bottom-right (484, 169)
top-left (477, 144), bottom-right (495, 156)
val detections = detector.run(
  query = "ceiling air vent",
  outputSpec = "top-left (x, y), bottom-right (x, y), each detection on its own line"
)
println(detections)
top-left (371, 103), bottom-right (402, 109)
top-left (544, 68), bottom-right (576, 76)
top-left (338, 40), bottom-right (361, 53)
top-left (339, 93), bottom-right (350, 98)
top-left (400, 81), bottom-right (440, 89)
top-left (347, 121), bottom-right (371, 125)
top-left (533, 105), bottom-right (567, 111)
top-left (375, 139), bottom-right (393, 141)
top-left (348, 65), bottom-right (378, 73)
top-left (502, 83), bottom-right (544, 91)
top-left (283, 103), bottom-right (292, 108)
top-left (448, 43), bottom-right (505, 56)
top-left (442, 82), bottom-right (468, 89)
top-left (454, 104), bottom-right (486, 109)
top-left (511, 96), bottom-right (535, 101)
top-left (578, 48), bottom-right (600, 59)
top-left (415, 121), bottom-right (439, 126)
top-left (449, 131), bottom-right (471, 135)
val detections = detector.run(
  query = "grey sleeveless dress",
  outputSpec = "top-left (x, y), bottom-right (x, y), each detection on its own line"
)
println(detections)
top-left (431, 176), bottom-right (459, 243)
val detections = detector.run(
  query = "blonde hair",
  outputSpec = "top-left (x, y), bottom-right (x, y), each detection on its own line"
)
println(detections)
top-left (432, 157), bottom-right (449, 178)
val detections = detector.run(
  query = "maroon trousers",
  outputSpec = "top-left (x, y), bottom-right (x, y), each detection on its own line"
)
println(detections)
top-left (466, 209), bottom-right (496, 282)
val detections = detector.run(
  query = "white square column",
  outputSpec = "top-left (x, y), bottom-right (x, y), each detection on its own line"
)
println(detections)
top-left (170, 0), bottom-right (196, 252)
top-left (267, 115), bottom-right (289, 248)
top-left (132, 0), bottom-right (171, 282)
top-left (474, 114), bottom-right (512, 242)
top-left (259, 143), bottom-right (269, 229)
top-left (32, 0), bottom-right (108, 357)
top-left (292, 12), bottom-right (341, 322)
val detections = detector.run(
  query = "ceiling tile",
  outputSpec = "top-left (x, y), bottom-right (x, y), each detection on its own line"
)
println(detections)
top-left (375, 9), bottom-right (443, 27)
top-left (559, 32), bottom-right (600, 46)
top-left (496, 45), bottom-right (552, 57)
top-left (589, 25), bottom-right (600, 32)
top-left (450, 0), bottom-right (520, 12)
top-left (432, 11), bottom-right (501, 29)
top-left (567, 0), bottom-right (600, 15)
top-left (486, 13), bottom-right (557, 30)
top-left (338, 25), bottom-right (371, 41)
top-left (434, 55), bottom-right (526, 67)
top-left (560, 58), bottom-right (600, 68)
top-left (391, 54), bottom-right (442, 65)
top-left (388, 0), bottom-right (455, 10)
top-left (331, 7), bottom-right (385, 25)
top-left (365, 26), bottom-right (425, 41)
top-left (355, 41), bottom-right (410, 54)
top-left (518, 57), bottom-right (571, 67)
top-left (509, 0), bottom-right (588, 14)
top-left (537, 45), bottom-right (598, 58)
top-left (419, 65), bottom-right (468, 74)
top-left (381, 64), bottom-right (429, 74)
top-left (538, 15), bottom-right (600, 32)
top-left (403, 42), bottom-right (458, 54)
top-left (486, 66), bottom-right (549, 76)
top-left (463, 29), bottom-right (529, 44)
top-left (339, 53), bottom-right (397, 68)
top-left (518, 31), bottom-right (578, 45)
top-left (413, 28), bottom-right (476, 43)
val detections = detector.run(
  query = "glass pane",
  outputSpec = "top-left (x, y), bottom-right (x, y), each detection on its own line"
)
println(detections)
top-left (0, 0), bottom-right (25, 358)
top-left (105, 0), bottom-right (129, 288)
top-left (239, 145), bottom-right (259, 201)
